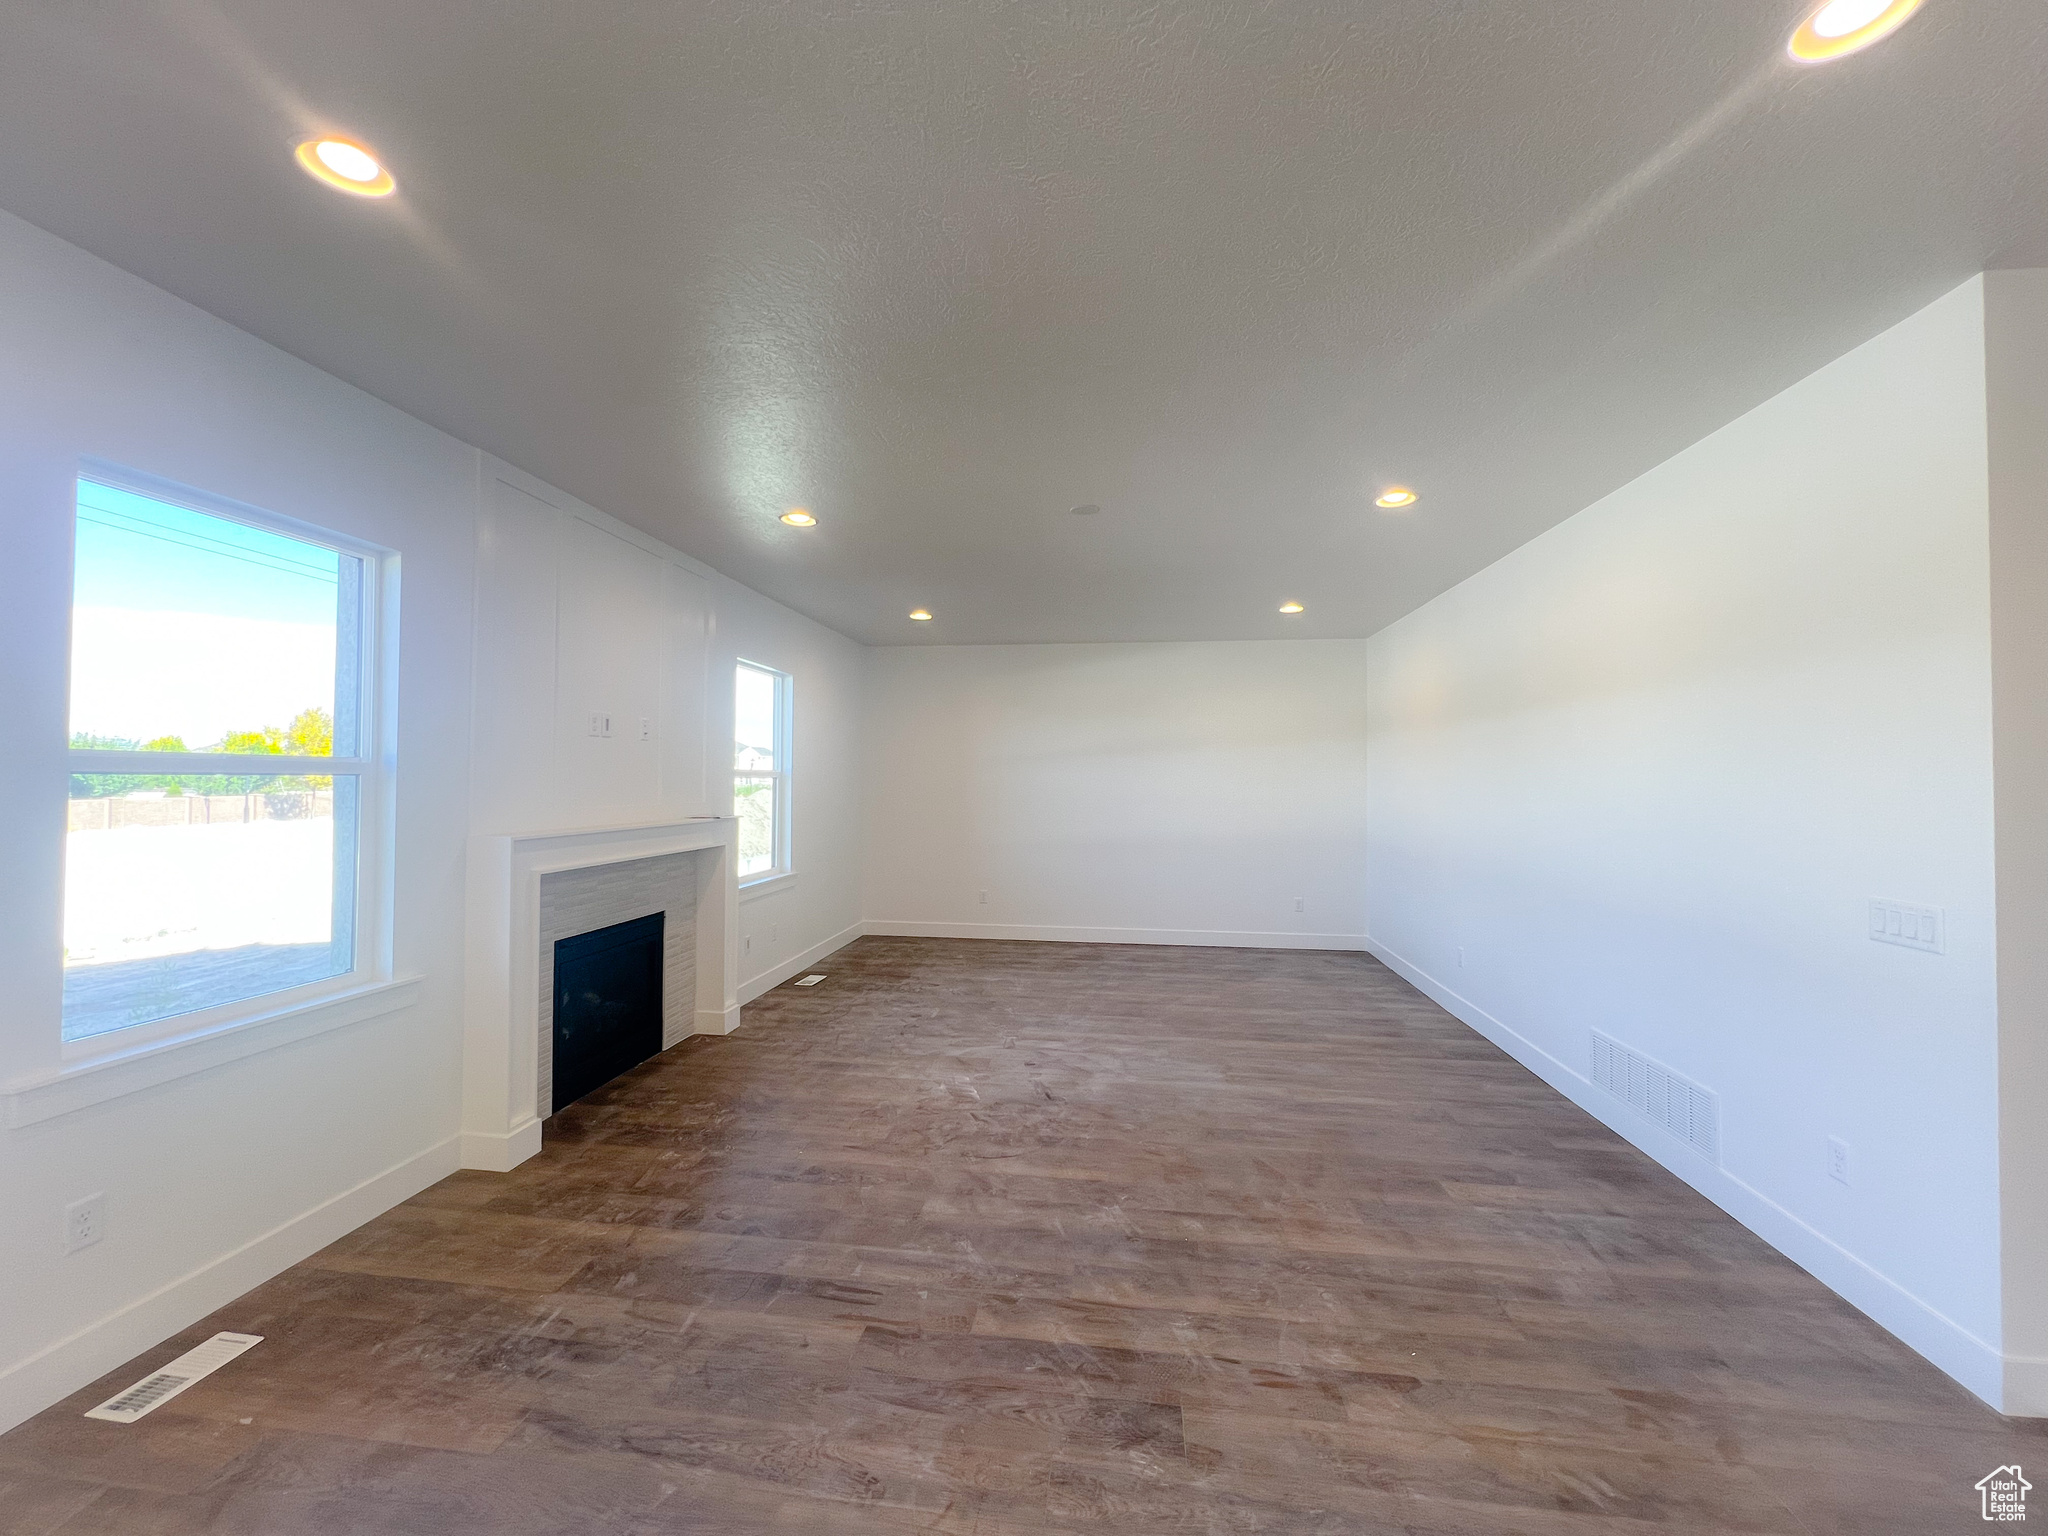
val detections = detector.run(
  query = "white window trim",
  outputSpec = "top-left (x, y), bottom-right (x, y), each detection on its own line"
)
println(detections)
top-left (4, 976), bottom-right (424, 1128)
top-left (739, 870), bottom-right (800, 903)
top-left (58, 461), bottom-right (400, 1078)
top-left (734, 659), bottom-right (792, 887)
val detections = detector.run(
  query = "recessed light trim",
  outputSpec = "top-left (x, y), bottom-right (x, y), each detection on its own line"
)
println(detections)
top-left (908, 608), bottom-right (934, 622)
top-left (1278, 602), bottom-right (1305, 615)
top-left (779, 508), bottom-right (817, 526)
top-left (295, 136), bottom-right (396, 197)
top-left (1788, 0), bottom-right (1922, 62)
top-left (1375, 487), bottom-right (1419, 509)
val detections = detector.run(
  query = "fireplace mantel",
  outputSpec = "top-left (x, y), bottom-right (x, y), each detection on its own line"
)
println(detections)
top-left (461, 817), bottom-right (739, 1171)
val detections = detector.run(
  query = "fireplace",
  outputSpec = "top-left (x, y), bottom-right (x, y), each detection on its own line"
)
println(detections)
top-left (534, 849), bottom-right (702, 1120)
top-left (551, 912), bottom-right (664, 1113)
top-left (462, 816), bottom-right (739, 1172)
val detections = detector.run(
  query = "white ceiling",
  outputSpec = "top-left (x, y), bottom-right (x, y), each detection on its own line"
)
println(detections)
top-left (2, 1), bottom-right (2042, 644)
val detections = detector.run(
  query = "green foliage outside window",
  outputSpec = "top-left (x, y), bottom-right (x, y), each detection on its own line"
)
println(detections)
top-left (69, 706), bottom-right (336, 796)
top-left (734, 777), bottom-right (775, 871)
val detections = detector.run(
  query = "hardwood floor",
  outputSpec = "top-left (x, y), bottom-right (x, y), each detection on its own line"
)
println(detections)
top-left (4, 937), bottom-right (2040, 1533)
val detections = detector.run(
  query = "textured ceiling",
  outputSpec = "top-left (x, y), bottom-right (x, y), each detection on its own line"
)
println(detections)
top-left (2, 1), bottom-right (2043, 644)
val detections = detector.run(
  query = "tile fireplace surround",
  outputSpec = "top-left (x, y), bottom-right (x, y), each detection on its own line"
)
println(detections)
top-left (461, 817), bottom-right (739, 1170)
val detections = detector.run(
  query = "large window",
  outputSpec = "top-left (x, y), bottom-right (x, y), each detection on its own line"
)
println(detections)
top-left (734, 660), bottom-right (790, 881)
top-left (63, 476), bottom-right (381, 1043)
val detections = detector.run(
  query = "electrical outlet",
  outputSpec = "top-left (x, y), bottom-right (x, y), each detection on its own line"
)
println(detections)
top-left (587, 712), bottom-right (602, 737)
top-left (639, 716), bottom-right (651, 741)
top-left (1457, 947), bottom-right (1466, 969)
top-left (64, 1193), bottom-right (105, 1254)
top-left (1293, 897), bottom-right (1304, 913)
top-left (1828, 1136), bottom-right (1851, 1185)
top-left (978, 890), bottom-right (988, 905)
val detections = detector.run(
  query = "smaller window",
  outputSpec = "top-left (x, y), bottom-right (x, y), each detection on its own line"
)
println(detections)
top-left (734, 661), bottom-right (790, 881)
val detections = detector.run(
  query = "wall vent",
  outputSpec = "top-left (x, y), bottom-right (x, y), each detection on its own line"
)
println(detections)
top-left (1590, 1031), bottom-right (1719, 1163)
top-left (84, 1332), bottom-right (262, 1423)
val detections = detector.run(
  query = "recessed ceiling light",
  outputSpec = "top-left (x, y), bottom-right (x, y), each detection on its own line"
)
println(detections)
top-left (1375, 487), bottom-right (1419, 509)
top-left (1069, 504), bottom-right (1102, 516)
top-left (1788, 0), bottom-right (1922, 62)
top-left (779, 508), bottom-right (817, 526)
top-left (908, 608), bottom-right (933, 622)
top-left (1278, 602), bottom-right (1305, 615)
top-left (295, 136), bottom-right (396, 197)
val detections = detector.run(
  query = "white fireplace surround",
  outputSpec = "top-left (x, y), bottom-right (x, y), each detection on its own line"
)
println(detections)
top-left (461, 817), bottom-right (740, 1171)
top-left (537, 851), bottom-right (702, 1120)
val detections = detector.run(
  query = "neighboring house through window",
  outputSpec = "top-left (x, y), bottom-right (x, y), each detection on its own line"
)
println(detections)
top-left (734, 660), bottom-right (790, 881)
top-left (63, 474), bottom-right (386, 1044)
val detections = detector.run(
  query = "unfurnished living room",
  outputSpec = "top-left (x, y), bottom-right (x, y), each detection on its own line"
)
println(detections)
top-left (1, 2), bottom-right (2045, 1532)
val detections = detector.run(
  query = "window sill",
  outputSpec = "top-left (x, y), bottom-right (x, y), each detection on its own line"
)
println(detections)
top-left (2, 975), bottom-right (425, 1128)
top-left (739, 871), bottom-right (799, 902)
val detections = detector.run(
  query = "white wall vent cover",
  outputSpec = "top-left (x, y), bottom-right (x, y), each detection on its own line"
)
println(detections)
top-left (84, 1332), bottom-right (262, 1423)
top-left (1590, 1031), bottom-right (1719, 1163)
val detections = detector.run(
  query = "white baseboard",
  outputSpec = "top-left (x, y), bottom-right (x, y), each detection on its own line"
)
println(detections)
top-left (1366, 937), bottom-right (2019, 1415)
top-left (0, 1133), bottom-right (460, 1436)
top-left (739, 922), bottom-right (866, 1005)
top-left (459, 1117), bottom-right (542, 1172)
top-left (693, 1005), bottom-right (742, 1036)
top-left (864, 919), bottom-right (1370, 951)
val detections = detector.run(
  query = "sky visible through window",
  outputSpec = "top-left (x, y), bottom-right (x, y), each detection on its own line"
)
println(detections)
top-left (735, 663), bottom-right (777, 771)
top-left (735, 664), bottom-right (780, 877)
top-left (70, 481), bottom-right (341, 748)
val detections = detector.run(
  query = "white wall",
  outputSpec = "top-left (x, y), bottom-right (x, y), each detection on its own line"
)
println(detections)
top-left (466, 464), bottom-right (867, 1007)
top-left (1365, 278), bottom-right (2010, 1404)
top-left (1986, 269), bottom-right (2048, 1414)
top-left (863, 640), bottom-right (1370, 947)
top-left (468, 468), bottom-right (712, 836)
top-left (0, 208), bottom-right (479, 1432)
top-left (0, 208), bottom-right (868, 1434)
top-left (715, 574), bottom-right (868, 994)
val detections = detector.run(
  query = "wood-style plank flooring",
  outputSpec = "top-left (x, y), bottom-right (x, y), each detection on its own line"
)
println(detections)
top-left (4, 937), bottom-right (2040, 1533)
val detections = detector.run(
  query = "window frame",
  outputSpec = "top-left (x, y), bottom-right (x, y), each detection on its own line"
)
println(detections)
top-left (60, 462), bottom-right (396, 1063)
top-left (733, 658), bottom-right (793, 888)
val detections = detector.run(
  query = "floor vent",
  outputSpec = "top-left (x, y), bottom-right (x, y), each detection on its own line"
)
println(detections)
top-left (793, 974), bottom-right (827, 987)
top-left (85, 1332), bottom-right (262, 1423)
top-left (1590, 1031), bottom-right (1719, 1163)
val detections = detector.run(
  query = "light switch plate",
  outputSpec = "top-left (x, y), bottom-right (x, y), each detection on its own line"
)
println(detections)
top-left (1870, 900), bottom-right (1943, 953)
